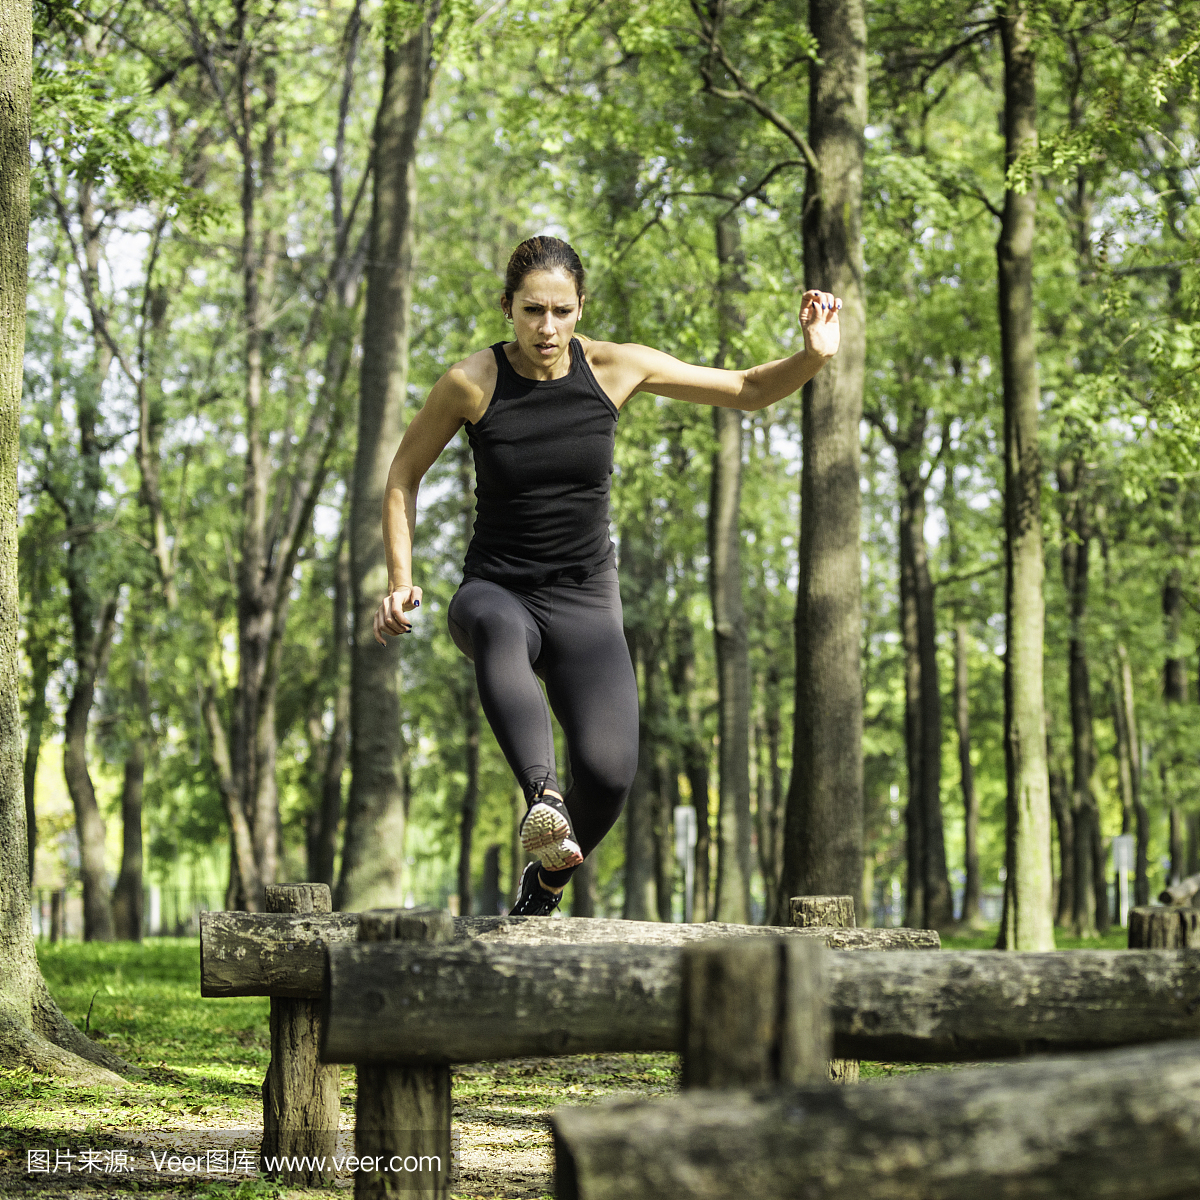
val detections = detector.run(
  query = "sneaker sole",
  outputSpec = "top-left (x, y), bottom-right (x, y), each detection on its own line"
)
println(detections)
top-left (538, 838), bottom-right (583, 871)
top-left (520, 802), bottom-right (571, 853)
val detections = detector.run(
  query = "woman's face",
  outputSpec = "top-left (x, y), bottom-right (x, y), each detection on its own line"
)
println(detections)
top-left (504, 268), bottom-right (584, 371)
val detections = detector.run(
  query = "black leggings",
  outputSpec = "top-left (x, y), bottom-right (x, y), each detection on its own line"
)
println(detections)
top-left (447, 567), bottom-right (639, 886)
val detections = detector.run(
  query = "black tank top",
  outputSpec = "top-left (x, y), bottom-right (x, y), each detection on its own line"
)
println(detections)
top-left (463, 339), bottom-right (619, 587)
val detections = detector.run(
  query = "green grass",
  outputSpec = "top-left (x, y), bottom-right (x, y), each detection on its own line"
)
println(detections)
top-left (941, 926), bottom-right (1130, 950)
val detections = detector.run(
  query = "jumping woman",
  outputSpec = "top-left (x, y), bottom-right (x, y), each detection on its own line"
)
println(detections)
top-left (374, 236), bottom-right (841, 915)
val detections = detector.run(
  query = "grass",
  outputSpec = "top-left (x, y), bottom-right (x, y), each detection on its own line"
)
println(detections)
top-left (941, 926), bottom-right (1129, 950)
top-left (0, 926), bottom-right (1135, 1197)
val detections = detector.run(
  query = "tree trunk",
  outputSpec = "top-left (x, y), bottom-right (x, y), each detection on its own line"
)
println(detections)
top-left (995, 0), bottom-right (1055, 951)
top-left (954, 621), bottom-right (981, 924)
top-left (21, 573), bottom-right (51, 885)
top-left (1058, 459), bottom-right (1102, 936)
top-left (709, 213), bottom-right (753, 924)
top-left (1117, 643), bottom-right (1149, 905)
top-left (666, 573), bottom-right (712, 922)
top-left (457, 683), bottom-right (480, 918)
top-left (0, 1), bottom-right (129, 1078)
top-left (1048, 733), bottom-right (1074, 928)
top-left (943, 449), bottom-right (979, 926)
top-left (112, 618), bottom-right (149, 942)
top-left (779, 0), bottom-right (866, 918)
top-left (62, 594), bottom-right (117, 942)
top-left (1162, 567), bottom-right (1186, 886)
top-left (341, 2), bottom-right (438, 912)
top-left (306, 532), bottom-right (350, 888)
top-left (897, 449), bottom-right (951, 929)
top-left (623, 628), bottom-right (659, 922)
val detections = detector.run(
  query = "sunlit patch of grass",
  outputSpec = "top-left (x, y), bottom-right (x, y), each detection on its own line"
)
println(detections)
top-left (941, 926), bottom-right (1129, 950)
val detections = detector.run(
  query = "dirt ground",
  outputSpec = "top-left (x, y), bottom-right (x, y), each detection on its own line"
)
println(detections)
top-left (0, 1052), bottom-right (680, 1200)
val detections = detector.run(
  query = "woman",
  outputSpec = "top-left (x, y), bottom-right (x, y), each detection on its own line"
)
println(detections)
top-left (374, 235), bottom-right (841, 915)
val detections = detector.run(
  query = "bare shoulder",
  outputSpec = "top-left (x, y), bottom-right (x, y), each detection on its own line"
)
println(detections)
top-left (581, 338), bottom-right (682, 410)
top-left (434, 346), bottom-right (499, 425)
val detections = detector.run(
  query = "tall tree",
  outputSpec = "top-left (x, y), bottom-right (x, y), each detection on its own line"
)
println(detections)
top-left (1056, 457), bottom-right (1106, 935)
top-left (709, 211), bottom-right (752, 923)
top-left (1161, 565), bottom-right (1187, 885)
top-left (995, 0), bottom-right (1055, 951)
top-left (0, 0), bottom-right (126, 1076)
top-left (780, 0), bottom-right (867, 914)
top-left (339, 0), bottom-right (441, 911)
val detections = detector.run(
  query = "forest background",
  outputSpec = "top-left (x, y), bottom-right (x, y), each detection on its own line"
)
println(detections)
top-left (18, 0), bottom-right (1200, 943)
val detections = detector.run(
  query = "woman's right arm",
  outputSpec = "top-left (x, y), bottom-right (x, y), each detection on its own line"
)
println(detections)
top-left (373, 360), bottom-right (489, 644)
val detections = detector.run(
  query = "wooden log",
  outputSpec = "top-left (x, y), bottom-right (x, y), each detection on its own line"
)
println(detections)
top-left (829, 949), bottom-right (1200, 1060)
top-left (1158, 872), bottom-right (1200, 906)
top-left (203, 911), bottom-right (938, 999)
top-left (551, 1039), bottom-right (1200, 1200)
top-left (354, 908), bottom-right (454, 1200)
top-left (789, 895), bottom-right (857, 1081)
top-left (1128, 905), bottom-right (1200, 948)
top-left (259, 884), bottom-right (340, 1186)
top-left (323, 943), bottom-right (1200, 1066)
top-left (200, 909), bottom-right (359, 997)
top-left (323, 941), bottom-right (681, 1063)
top-left (681, 939), bottom-right (829, 1087)
top-left (790, 895), bottom-right (855, 928)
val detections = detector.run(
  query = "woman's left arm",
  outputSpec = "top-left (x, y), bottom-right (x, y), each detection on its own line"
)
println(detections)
top-left (596, 289), bottom-right (842, 411)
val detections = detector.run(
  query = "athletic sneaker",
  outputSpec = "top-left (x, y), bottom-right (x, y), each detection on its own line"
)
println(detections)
top-left (519, 781), bottom-right (583, 872)
top-left (510, 861), bottom-right (563, 916)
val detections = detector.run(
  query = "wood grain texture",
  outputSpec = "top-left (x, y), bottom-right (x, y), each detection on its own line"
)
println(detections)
top-left (354, 909), bottom-right (452, 1200)
top-left (681, 938), bottom-right (829, 1088)
top-left (1128, 906), bottom-right (1200, 948)
top-left (828, 948), bottom-right (1200, 1060)
top-left (202, 911), bottom-right (938, 998)
top-left (260, 885), bottom-right (340, 1185)
top-left (790, 895), bottom-right (855, 928)
top-left (551, 1040), bottom-right (1200, 1200)
top-left (322, 943), bottom-right (1200, 1066)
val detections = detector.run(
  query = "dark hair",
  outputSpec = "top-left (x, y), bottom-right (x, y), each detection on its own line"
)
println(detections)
top-left (502, 236), bottom-right (586, 306)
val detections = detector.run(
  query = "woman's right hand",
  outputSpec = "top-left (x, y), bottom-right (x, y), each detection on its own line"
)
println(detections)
top-left (373, 585), bottom-right (423, 645)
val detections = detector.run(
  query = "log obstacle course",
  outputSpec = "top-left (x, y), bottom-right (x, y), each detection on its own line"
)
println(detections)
top-left (200, 887), bottom-right (1200, 1198)
top-left (199, 887), bottom-right (935, 1187)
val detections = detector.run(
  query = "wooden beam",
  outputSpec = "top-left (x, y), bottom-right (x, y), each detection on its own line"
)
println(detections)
top-left (321, 943), bottom-right (1200, 1066)
top-left (201, 911), bottom-right (938, 998)
top-left (551, 1040), bottom-right (1200, 1200)
top-left (830, 948), bottom-right (1200, 1060)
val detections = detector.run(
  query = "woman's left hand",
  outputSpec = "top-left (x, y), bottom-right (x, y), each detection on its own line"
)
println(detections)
top-left (799, 290), bottom-right (842, 359)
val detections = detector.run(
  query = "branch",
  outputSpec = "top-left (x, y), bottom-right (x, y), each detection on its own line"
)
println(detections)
top-left (688, 0), bottom-right (820, 176)
top-left (933, 561), bottom-right (1002, 590)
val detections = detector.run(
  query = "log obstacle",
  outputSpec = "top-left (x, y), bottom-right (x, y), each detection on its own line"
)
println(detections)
top-left (789, 894), bottom-right (858, 1080)
top-left (199, 889), bottom-right (935, 1177)
top-left (352, 908), bottom-right (454, 1200)
top-left (1128, 904), bottom-right (1200, 948)
top-left (200, 910), bottom-right (937, 998)
top-left (320, 942), bottom-right (1200, 1064)
top-left (680, 937), bottom-right (829, 1087)
top-left (259, 884), bottom-right (339, 1185)
top-left (1158, 870), bottom-right (1200, 906)
top-left (550, 1039), bottom-right (1200, 1200)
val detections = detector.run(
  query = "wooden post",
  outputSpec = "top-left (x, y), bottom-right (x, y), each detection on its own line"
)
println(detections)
top-left (681, 938), bottom-right (829, 1088)
top-left (790, 894), bottom-right (855, 928)
top-left (790, 894), bottom-right (858, 1081)
top-left (260, 883), bottom-right (341, 1185)
top-left (355, 907), bottom-right (455, 1200)
top-left (1128, 905), bottom-right (1200, 948)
